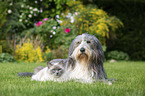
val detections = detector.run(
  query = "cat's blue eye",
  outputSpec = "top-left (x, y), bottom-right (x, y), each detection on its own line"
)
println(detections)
top-left (52, 69), bottom-right (55, 72)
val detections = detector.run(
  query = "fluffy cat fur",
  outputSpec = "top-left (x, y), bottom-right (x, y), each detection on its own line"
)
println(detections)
top-left (31, 59), bottom-right (69, 82)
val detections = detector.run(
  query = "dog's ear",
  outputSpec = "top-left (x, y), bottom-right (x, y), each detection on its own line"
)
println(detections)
top-left (93, 35), bottom-right (104, 65)
top-left (47, 62), bottom-right (53, 68)
top-left (92, 35), bottom-right (107, 79)
top-left (68, 40), bottom-right (75, 57)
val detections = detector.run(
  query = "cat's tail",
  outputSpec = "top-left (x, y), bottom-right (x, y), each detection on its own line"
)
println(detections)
top-left (18, 72), bottom-right (34, 77)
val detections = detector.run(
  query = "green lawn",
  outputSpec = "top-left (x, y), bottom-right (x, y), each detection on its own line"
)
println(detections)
top-left (0, 61), bottom-right (144, 96)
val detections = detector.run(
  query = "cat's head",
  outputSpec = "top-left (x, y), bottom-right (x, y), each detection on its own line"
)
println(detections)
top-left (47, 60), bottom-right (65, 78)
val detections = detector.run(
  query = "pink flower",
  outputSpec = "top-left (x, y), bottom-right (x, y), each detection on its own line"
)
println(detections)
top-left (43, 18), bottom-right (48, 21)
top-left (36, 21), bottom-right (43, 27)
top-left (65, 28), bottom-right (71, 33)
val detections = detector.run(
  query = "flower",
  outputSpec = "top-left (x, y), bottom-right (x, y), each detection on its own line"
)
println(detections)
top-left (36, 21), bottom-right (43, 27)
top-left (50, 35), bottom-right (53, 38)
top-left (28, 14), bottom-right (32, 18)
top-left (43, 18), bottom-right (48, 21)
top-left (40, 9), bottom-right (43, 13)
top-left (53, 32), bottom-right (56, 35)
top-left (30, 11), bottom-right (33, 14)
top-left (19, 19), bottom-right (22, 22)
top-left (33, 8), bottom-right (38, 11)
top-left (21, 5), bottom-right (24, 8)
top-left (35, 1), bottom-right (37, 3)
top-left (29, 7), bottom-right (33, 9)
top-left (65, 28), bottom-right (71, 33)
top-left (56, 15), bottom-right (59, 18)
top-left (25, 20), bottom-right (28, 22)
top-left (53, 26), bottom-right (56, 29)
top-left (8, 10), bottom-right (12, 14)
top-left (9, 3), bottom-right (13, 6)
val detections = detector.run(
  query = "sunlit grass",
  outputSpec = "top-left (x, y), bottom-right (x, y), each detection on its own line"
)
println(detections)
top-left (0, 61), bottom-right (144, 96)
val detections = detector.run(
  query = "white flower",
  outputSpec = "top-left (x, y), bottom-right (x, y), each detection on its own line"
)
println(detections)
top-left (56, 15), bottom-right (59, 18)
top-left (50, 30), bottom-right (53, 33)
top-left (9, 3), bottom-right (13, 6)
top-left (23, 0), bottom-right (26, 2)
top-left (61, 13), bottom-right (64, 16)
top-left (28, 14), bottom-right (32, 18)
top-left (70, 16), bottom-right (74, 23)
top-left (53, 26), bottom-right (56, 29)
top-left (34, 13), bottom-right (37, 16)
top-left (50, 35), bottom-right (53, 38)
top-left (21, 5), bottom-right (24, 8)
top-left (19, 19), bottom-right (22, 22)
top-left (66, 13), bottom-right (72, 18)
top-left (40, 9), bottom-right (43, 13)
top-left (75, 12), bottom-right (78, 15)
top-left (53, 32), bottom-right (56, 35)
top-left (8, 10), bottom-right (12, 14)
top-left (29, 7), bottom-right (32, 9)
top-left (30, 11), bottom-right (33, 14)
top-left (33, 8), bottom-right (38, 11)
top-left (20, 15), bottom-right (22, 18)
top-left (35, 1), bottom-right (37, 3)
top-left (57, 20), bottom-right (63, 24)
top-left (40, 0), bottom-right (43, 2)
top-left (25, 20), bottom-right (28, 22)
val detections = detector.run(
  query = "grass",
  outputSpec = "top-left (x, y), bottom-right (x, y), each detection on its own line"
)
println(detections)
top-left (0, 61), bottom-right (144, 96)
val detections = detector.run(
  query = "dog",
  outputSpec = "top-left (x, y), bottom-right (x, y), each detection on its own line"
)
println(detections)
top-left (67, 33), bottom-right (107, 82)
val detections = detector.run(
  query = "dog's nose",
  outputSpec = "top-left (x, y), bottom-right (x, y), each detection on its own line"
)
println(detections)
top-left (80, 47), bottom-right (85, 53)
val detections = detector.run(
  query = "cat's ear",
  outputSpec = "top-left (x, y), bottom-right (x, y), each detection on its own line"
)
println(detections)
top-left (47, 62), bottom-right (52, 68)
top-left (59, 60), bottom-right (64, 65)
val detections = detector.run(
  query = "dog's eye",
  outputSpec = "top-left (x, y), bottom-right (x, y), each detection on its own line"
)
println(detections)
top-left (87, 41), bottom-right (91, 43)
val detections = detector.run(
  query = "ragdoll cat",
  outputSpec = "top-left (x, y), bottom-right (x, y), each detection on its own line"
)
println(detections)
top-left (31, 59), bottom-right (69, 81)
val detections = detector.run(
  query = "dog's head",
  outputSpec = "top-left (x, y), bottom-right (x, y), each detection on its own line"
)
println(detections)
top-left (68, 33), bottom-right (104, 64)
top-left (68, 33), bottom-right (106, 79)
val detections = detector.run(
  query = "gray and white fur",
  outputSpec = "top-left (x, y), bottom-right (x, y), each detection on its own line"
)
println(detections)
top-left (31, 59), bottom-right (69, 81)
top-left (67, 33), bottom-right (107, 83)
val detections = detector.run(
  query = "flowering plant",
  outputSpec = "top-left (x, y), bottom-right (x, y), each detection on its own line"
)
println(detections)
top-left (57, 1), bottom-right (123, 45)
top-left (23, 18), bottom-right (58, 47)
top-left (53, 24), bottom-right (77, 49)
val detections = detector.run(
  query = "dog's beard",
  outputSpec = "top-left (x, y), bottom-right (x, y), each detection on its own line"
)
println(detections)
top-left (76, 53), bottom-right (89, 64)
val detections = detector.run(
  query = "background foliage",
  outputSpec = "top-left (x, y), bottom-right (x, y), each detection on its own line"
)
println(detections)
top-left (0, 0), bottom-right (144, 62)
top-left (95, 0), bottom-right (145, 60)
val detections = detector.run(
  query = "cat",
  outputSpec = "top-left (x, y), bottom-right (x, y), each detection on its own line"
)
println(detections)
top-left (31, 59), bottom-right (69, 82)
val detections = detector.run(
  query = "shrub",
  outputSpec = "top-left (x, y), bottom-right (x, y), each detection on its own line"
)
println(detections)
top-left (106, 50), bottom-right (130, 61)
top-left (0, 40), bottom-right (13, 54)
top-left (0, 53), bottom-right (15, 62)
top-left (58, 1), bottom-right (123, 45)
top-left (15, 39), bottom-right (46, 63)
top-left (53, 23), bottom-right (77, 49)
top-left (22, 18), bottom-right (58, 48)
